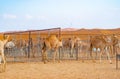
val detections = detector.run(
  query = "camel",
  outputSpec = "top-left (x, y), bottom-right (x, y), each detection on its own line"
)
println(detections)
top-left (62, 36), bottom-right (81, 58)
top-left (5, 39), bottom-right (15, 56)
top-left (62, 36), bottom-right (91, 61)
top-left (90, 35), bottom-right (112, 63)
top-left (112, 35), bottom-right (120, 55)
top-left (0, 35), bottom-right (9, 72)
top-left (14, 39), bottom-right (29, 57)
top-left (69, 36), bottom-right (91, 61)
top-left (78, 39), bottom-right (91, 61)
top-left (21, 40), bottom-right (29, 57)
top-left (102, 35), bottom-right (115, 56)
top-left (41, 35), bottom-right (62, 64)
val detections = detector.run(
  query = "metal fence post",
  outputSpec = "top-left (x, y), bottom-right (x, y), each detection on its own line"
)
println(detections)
top-left (59, 28), bottom-right (61, 60)
top-left (28, 31), bottom-right (31, 58)
top-left (116, 54), bottom-right (120, 69)
top-left (116, 54), bottom-right (118, 69)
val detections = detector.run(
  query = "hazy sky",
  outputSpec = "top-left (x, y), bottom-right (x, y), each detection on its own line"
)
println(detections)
top-left (0, 0), bottom-right (120, 32)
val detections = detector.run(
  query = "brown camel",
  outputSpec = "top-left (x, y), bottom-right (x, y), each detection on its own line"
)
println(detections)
top-left (90, 35), bottom-right (112, 63)
top-left (41, 35), bottom-right (62, 64)
top-left (112, 35), bottom-right (120, 55)
top-left (102, 35), bottom-right (115, 56)
top-left (0, 35), bottom-right (9, 72)
top-left (62, 36), bottom-right (81, 58)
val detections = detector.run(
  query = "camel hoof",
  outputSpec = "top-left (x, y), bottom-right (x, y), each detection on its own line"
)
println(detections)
top-left (92, 60), bottom-right (96, 63)
top-left (82, 60), bottom-right (84, 63)
top-left (44, 60), bottom-right (47, 64)
top-left (58, 60), bottom-right (61, 63)
top-left (44, 62), bottom-right (46, 64)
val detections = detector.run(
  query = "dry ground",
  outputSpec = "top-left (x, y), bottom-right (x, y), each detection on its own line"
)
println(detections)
top-left (0, 60), bottom-right (120, 79)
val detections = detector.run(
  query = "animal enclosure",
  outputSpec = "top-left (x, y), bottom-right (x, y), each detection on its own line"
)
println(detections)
top-left (2, 28), bottom-right (120, 63)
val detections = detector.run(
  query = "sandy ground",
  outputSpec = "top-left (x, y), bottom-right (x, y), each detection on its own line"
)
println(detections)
top-left (0, 60), bottom-right (120, 79)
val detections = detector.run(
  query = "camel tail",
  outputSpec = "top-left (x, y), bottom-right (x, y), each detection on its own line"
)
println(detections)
top-left (90, 43), bottom-right (93, 57)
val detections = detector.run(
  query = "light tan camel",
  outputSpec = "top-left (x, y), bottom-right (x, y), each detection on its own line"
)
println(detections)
top-left (70, 37), bottom-right (91, 61)
top-left (41, 35), bottom-right (62, 64)
top-left (5, 39), bottom-right (15, 56)
top-left (78, 39), bottom-right (91, 61)
top-left (0, 35), bottom-right (9, 72)
top-left (90, 35), bottom-right (112, 63)
top-left (62, 36), bottom-right (81, 58)
top-left (102, 35), bottom-right (115, 56)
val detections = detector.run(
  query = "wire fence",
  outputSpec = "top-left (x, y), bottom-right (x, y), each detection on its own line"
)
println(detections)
top-left (3, 28), bottom-right (120, 63)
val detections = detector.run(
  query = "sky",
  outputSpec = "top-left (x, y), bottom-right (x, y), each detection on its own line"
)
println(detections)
top-left (0, 0), bottom-right (120, 32)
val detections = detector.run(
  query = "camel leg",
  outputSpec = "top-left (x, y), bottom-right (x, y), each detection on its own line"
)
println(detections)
top-left (42, 50), bottom-right (46, 64)
top-left (106, 49), bottom-right (112, 64)
top-left (41, 50), bottom-right (44, 61)
top-left (52, 48), bottom-right (58, 63)
top-left (110, 46), bottom-right (113, 57)
top-left (81, 52), bottom-right (85, 62)
top-left (79, 45), bottom-right (83, 61)
top-left (111, 46), bottom-right (115, 57)
top-left (108, 46), bottom-right (112, 57)
top-left (24, 47), bottom-right (28, 57)
top-left (0, 54), bottom-right (2, 65)
top-left (105, 46), bottom-right (112, 64)
top-left (70, 48), bottom-right (72, 58)
top-left (41, 49), bottom-right (48, 64)
top-left (61, 47), bottom-right (64, 59)
top-left (70, 48), bottom-right (74, 58)
top-left (30, 48), bottom-right (34, 58)
top-left (90, 48), bottom-right (95, 63)
top-left (96, 48), bottom-right (99, 59)
top-left (52, 51), bottom-right (55, 63)
top-left (100, 51), bottom-right (102, 63)
top-left (58, 48), bottom-right (61, 62)
top-left (99, 48), bottom-right (104, 63)
top-left (1, 49), bottom-right (6, 72)
top-left (76, 47), bottom-right (79, 60)
top-left (85, 48), bottom-right (89, 60)
top-left (33, 48), bottom-right (36, 58)
top-left (115, 47), bottom-right (117, 57)
top-left (8, 48), bottom-right (10, 56)
top-left (43, 51), bottom-right (47, 64)
top-left (80, 47), bottom-right (84, 62)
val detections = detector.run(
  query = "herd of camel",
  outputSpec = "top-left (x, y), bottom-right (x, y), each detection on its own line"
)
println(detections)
top-left (41, 34), bottom-right (119, 64)
top-left (0, 34), bottom-right (120, 72)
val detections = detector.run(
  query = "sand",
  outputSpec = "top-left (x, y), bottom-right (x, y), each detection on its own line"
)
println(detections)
top-left (0, 60), bottom-right (120, 79)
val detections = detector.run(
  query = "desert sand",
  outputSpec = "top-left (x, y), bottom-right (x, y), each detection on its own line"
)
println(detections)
top-left (0, 60), bottom-right (120, 79)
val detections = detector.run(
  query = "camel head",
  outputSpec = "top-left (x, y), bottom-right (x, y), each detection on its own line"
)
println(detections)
top-left (4, 35), bottom-right (10, 40)
top-left (3, 35), bottom-right (10, 45)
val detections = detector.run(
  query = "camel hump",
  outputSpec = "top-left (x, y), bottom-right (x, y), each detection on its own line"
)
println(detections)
top-left (48, 35), bottom-right (58, 41)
